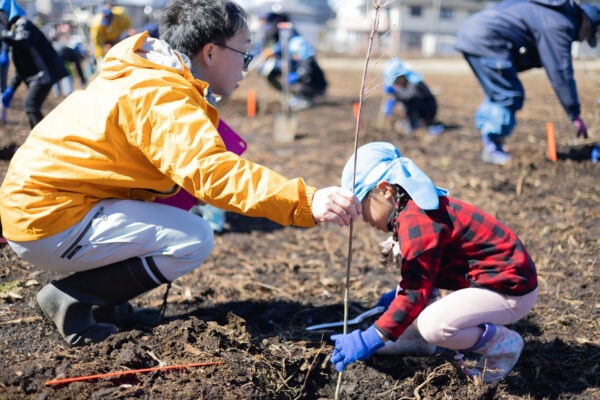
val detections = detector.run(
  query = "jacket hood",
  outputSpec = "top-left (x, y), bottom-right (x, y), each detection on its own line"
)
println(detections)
top-left (0, 0), bottom-right (25, 22)
top-left (101, 32), bottom-right (207, 93)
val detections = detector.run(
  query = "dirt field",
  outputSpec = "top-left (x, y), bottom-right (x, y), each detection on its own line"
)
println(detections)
top-left (0, 57), bottom-right (598, 400)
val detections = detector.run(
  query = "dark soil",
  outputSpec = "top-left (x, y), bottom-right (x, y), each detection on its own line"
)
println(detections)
top-left (0, 59), bottom-right (598, 400)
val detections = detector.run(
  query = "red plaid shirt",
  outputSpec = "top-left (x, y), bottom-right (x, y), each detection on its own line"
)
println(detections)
top-left (375, 196), bottom-right (537, 340)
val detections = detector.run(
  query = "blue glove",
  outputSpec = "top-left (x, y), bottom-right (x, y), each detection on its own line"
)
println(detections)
top-left (376, 289), bottom-right (397, 311)
top-left (330, 326), bottom-right (385, 372)
top-left (2, 87), bottom-right (14, 108)
top-left (384, 85), bottom-right (396, 95)
top-left (287, 71), bottom-right (299, 85)
top-left (0, 50), bottom-right (8, 67)
top-left (383, 98), bottom-right (396, 117)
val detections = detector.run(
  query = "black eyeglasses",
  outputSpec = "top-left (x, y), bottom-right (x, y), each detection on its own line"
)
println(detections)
top-left (214, 43), bottom-right (254, 69)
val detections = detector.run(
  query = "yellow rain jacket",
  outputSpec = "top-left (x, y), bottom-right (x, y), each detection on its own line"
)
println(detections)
top-left (90, 6), bottom-right (132, 58)
top-left (0, 33), bottom-right (316, 241)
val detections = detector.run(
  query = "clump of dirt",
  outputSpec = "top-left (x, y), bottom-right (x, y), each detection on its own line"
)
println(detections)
top-left (0, 59), bottom-right (598, 399)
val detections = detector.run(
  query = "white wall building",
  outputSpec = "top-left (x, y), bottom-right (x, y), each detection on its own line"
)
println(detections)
top-left (329, 0), bottom-right (496, 57)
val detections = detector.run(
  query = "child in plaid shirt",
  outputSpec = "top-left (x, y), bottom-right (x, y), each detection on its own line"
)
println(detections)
top-left (330, 141), bottom-right (538, 383)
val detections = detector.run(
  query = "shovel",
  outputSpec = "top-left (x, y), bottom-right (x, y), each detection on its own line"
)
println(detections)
top-left (305, 306), bottom-right (385, 331)
top-left (273, 22), bottom-right (297, 142)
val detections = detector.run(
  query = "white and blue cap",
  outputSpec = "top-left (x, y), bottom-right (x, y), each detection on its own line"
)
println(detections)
top-left (0, 0), bottom-right (25, 22)
top-left (382, 58), bottom-right (422, 87)
top-left (288, 36), bottom-right (315, 60)
top-left (341, 142), bottom-right (448, 210)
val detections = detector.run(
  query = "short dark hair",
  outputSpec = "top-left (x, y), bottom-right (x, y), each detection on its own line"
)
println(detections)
top-left (160, 0), bottom-right (247, 58)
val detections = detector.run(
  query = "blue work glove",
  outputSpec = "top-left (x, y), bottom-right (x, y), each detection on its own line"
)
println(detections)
top-left (2, 87), bottom-right (14, 108)
top-left (330, 326), bottom-right (385, 372)
top-left (573, 116), bottom-right (588, 139)
top-left (287, 71), bottom-right (299, 85)
top-left (384, 85), bottom-right (396, 95)
top-left (0, 50), bottom-right (8, 67)
top-left (376, 289), bottom-right (397, 311)
top-left (383, 98), bottom-right (396, 117)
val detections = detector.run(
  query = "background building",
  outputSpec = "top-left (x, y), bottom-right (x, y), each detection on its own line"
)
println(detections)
top-left (14, 0), bottom-right (600, 59)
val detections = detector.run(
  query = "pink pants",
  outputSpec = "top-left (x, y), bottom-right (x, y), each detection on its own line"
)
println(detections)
top-left (417, 287), bottom-right (538, 350)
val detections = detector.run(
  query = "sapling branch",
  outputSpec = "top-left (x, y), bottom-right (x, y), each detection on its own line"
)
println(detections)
top-left (335, 1), bottom-right (392, 399)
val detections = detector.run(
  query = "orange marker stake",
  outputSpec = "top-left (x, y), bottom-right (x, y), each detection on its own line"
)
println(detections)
top-left (353, 102), bottom-right (363, 128)
top-left (546, 122), bottom-right (557, 162)
top-left (247, 89), bottom-right (256, 117)
top-left (44, 361), bottom-right (224, 386)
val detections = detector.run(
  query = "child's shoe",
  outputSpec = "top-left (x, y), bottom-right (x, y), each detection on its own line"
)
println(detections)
top-left (481, 135), bottom-right (511, 165)
top-left (462, 324), bottom-right (524, 383)
top-left (394, 119), bottom-right (414, 135)
top-left (192, 204), bottom-right (226, 233)
top-left (427, 123), bottom-right (445, 136)
top-left (288, 95), bottom-right (313, 111)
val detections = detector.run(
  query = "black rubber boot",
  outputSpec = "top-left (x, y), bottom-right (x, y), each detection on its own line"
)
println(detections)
top-left (93, 301), bottom-right (162, 328)
top-left (36, 257), bottom-right (169, 346)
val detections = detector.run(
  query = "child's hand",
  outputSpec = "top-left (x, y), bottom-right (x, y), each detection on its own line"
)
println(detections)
top-left (312, 187), bottom-right (361, 227)
top-left (330, 326), bottom-right (384, 372)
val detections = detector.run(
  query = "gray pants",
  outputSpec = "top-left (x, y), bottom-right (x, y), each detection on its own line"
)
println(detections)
top-left (8, 199), bottom-right (214, 282)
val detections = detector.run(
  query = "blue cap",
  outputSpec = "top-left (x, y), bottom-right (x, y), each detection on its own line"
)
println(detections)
top-left (0, 0), bottom-right (25, 22)
top-left (341, 142), bottom-right (448, 210)
top-left (581, 4), bottom-right (600, 47)
top-left (382, 58), bottom-right (422, 87)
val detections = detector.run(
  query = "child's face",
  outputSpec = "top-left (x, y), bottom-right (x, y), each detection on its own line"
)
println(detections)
top-left (362, 182), bottom-right (395, 232)
top-left (198, 24), bottom-right (252, 96)
top-left (394, 75), bottom-right (408, 88)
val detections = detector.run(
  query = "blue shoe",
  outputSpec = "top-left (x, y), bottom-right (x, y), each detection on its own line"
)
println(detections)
top-left (427, 123), bottom-right (445, 136)
top-left (481, 135), bottom-right (511, 165)
top-left (192, 204), bottom-right (226, 233)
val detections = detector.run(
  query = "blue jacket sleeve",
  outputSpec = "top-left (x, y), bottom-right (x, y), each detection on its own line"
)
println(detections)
top-left (536, 28), bottom-right (580, 120)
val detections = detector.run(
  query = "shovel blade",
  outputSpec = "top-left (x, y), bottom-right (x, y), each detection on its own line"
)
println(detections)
top-left (273, 112), bottom-right (297, 142)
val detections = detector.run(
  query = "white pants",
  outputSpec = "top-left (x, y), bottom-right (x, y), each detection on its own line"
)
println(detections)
top-left (8, 199), bottom-right (214, 282)
top-left (417, 287), bottom-right (538, 350)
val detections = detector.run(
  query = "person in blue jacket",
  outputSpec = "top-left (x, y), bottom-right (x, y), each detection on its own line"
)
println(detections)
top-left (0, 0), bottom-right (68, 127)
top-left (455, 0), bottom-right (600, 165)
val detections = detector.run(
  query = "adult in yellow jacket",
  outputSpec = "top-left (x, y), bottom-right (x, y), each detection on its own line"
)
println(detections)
top-left (90, 4), bottom-right (131, 59)
top-left (0, 0), bottom-right (361, 346)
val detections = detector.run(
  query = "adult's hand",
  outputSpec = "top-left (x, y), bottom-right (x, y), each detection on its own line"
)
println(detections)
top-left (330, 326), bottom-right (385, 372)
top-left (312, 187), bottom-right (361, 227)
top-left (573, 116), bottom-right (588, 139)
